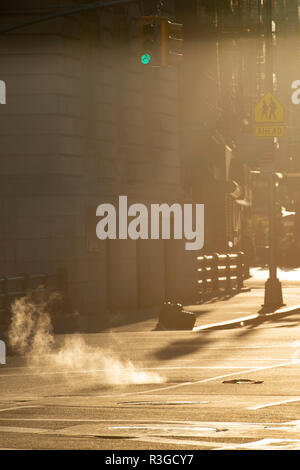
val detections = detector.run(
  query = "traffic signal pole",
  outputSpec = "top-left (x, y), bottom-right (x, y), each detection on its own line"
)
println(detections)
top-left (263, 0), bottom-right (284, 310)
top-left (263, 172), bottom-right (283, 309)
top-left (161, 19), bottom-right (167, 66)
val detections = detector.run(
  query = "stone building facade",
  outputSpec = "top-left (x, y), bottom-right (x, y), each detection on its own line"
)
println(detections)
top-left (0, 0), bottom-right (196, 330)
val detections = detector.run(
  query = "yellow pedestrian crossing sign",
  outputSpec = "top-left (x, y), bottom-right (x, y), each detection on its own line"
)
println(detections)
top-left (254, 92), bottom-right (285, 137)
top-left (255, 93), bottom-right (284, 122)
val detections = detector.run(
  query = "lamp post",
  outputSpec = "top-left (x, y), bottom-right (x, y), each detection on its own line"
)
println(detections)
top-left (262, 0), bottom-right (284, 310)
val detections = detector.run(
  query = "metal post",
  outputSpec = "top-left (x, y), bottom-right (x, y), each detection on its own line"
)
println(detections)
top-left (212, 253), bottom-right (219, 296)
top-left (263, 172), bottom-right (283, 308)
top-left (237, 252), bottom-right (244, 291)
top-left (262, 0), bottom-right (284, 310)
top-left (268, 173), bottom-right (277, 281)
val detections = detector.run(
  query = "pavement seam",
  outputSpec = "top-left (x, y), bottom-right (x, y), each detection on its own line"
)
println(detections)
top-left (193, 305), bottom-right (300, 332)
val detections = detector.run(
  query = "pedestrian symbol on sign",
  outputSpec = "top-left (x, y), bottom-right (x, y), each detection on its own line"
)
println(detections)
top-left (255, 92), bottom-right (284, 123)
top-left (254, 92), bottom-right (285, 137)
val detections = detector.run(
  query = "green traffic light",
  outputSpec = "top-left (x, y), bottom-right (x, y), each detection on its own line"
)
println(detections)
top-left (141, 53), bottom-right (151, 64)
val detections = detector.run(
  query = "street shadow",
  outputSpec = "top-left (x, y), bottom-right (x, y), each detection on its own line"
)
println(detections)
top-left (273, 321), bottom-right (300, 328)
top-left (195, 290), bottom-right (245, 305)
top-left (195, 281), bottom-right (253, 306)
top-left (278, 267), bottom-right (300, 272)
top-left (174, 308), bottom-right (212, 317)
top-left (151, 330), bottom-right (215, 361)
top-left (235, 309), bottom-right (300, 340)
top-left (202, 294), bottom-right (237, 304)
top-left (81, 307), bottom-right (161, 333)
top-left (150, 308), bottom-right (300, 363)
top-left (258, 304), bottom-right (286, 314)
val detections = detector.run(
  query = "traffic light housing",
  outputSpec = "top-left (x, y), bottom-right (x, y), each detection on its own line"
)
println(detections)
top-left (138, 16), bottom-right (161, 66)
top-left (138, 16), bottom-right (183, 67)
top-left (162, 20), bottom-right (183, 66)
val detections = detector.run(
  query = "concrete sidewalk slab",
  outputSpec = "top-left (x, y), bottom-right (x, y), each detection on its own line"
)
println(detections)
top-left (191, 287), bottom-right (300, 332)
top-left (104, 269), bottom-right (300, 333)
top-left (108, 287), bottom-right (300, 333)
top-left (193, 303), bottom-right (300, 332)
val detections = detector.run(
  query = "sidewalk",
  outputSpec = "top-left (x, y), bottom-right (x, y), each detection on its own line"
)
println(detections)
top-left (189, 267), bottom-right (300, 331)
top-left (109, 269), bottom-right (300, 333)
top-left (190, 287), bottom-right (300, 332)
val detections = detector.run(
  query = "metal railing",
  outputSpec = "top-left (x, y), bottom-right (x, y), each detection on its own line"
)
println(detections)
top-left (0, 268), bottom-right (69, 326)
top-left (197, 252), bottom-right (248, 299)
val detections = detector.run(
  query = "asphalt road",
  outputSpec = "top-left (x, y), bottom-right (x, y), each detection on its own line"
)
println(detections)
top-left (1, 304), bottom-right (300, 450)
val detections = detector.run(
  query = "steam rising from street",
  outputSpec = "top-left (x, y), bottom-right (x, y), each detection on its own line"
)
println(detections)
top-left (8, 291), bottom-right (165, 386)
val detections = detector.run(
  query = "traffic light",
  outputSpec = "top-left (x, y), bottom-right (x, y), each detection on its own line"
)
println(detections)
top-left (161, 20), bottom-right (183, 66)
top-left (138, 17), bottom-right (183, 67)
top-left (138, 16), bottom-right (161, 66)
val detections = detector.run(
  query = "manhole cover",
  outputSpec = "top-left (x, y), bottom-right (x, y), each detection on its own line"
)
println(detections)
top-left (222, 379), bottom-right (263, 384)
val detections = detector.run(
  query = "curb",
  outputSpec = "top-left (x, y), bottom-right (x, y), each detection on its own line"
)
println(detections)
top-left (193, 304), bottom-right (300, 332)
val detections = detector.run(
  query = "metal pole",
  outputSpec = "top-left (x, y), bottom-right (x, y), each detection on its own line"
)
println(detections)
top-left (263, 0), bottom-right (283, 310)
top-left (268, 172), bottom-right (277, 281)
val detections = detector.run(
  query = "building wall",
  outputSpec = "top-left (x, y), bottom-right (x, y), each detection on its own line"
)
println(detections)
top-left (0, 1), bottom-right (196, 329)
